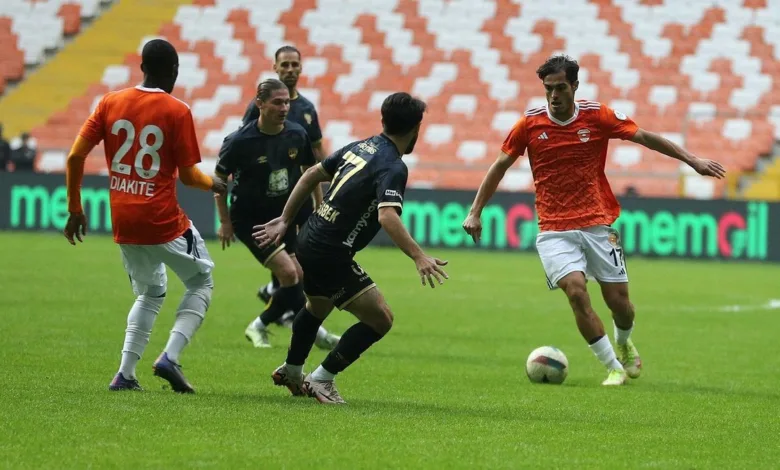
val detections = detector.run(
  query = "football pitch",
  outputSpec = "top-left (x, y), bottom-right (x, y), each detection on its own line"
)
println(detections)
top-left (1, 231), bottom-right (778, 469)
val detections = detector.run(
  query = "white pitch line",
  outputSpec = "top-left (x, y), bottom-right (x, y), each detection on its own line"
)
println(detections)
top-left (718, 299), bottom-right (780, 313)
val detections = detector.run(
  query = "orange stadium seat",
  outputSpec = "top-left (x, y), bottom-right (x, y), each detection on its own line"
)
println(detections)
top-left (10, 0), bottom-right (780, 198)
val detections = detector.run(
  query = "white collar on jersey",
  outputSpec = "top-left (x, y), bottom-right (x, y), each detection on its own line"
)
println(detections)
top-left (546, 101), bottom-right (580, 126)
top-left (135, 85), bottom-right (166, 93)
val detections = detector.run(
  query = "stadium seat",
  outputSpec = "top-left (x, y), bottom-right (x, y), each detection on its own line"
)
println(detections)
top-left (0, 0), bottom-right (95, 81)
top-left (13, 0), bottom-right (780, 198)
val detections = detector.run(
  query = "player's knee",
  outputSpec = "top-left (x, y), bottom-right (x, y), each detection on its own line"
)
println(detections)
top-left (275, 262), bottom-right (299, 286)
top-left (182, 273), bottom-right (214, 314)
top-left (604, 289), bottom-right (632, 315)
top-left (290, 256), bottom-right (304, 280)
top-left (372, 303), bottom-right (394, 336)
top-left (562, 283), bottom-right (589, 311)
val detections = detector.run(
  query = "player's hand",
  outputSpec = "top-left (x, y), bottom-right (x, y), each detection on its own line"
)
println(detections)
top-left (211, 175), bottom-right (228, 194)
top-left (63, 212), bottom-right (87, 246)
top-left (217, 222), bottom-right (235, 250)
top-left (462, 213), bottom-right (482, 243)
top-left (413, 253), bottom-right (449, 288)
top-left (253, 217), bottom-right (288, 248)
top-left (690, 157), bottom-right (726, 179)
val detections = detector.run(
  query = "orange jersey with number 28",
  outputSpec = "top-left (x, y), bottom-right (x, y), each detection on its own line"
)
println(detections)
top-left (78, 86), bottom-right (202, 244)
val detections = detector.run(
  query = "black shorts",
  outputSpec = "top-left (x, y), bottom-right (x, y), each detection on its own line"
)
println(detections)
top-left (296, 247), bottom-right (376, 310)
top-left (233, 216), bottom-right (297, 266)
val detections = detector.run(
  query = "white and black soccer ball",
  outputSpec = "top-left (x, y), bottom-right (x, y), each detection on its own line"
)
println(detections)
top-left (526, 346), bottom-right (568, 384)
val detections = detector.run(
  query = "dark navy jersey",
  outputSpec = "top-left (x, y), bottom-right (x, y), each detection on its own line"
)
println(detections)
top-left (242, 92), bottom-right (323, 143)
top-left (299, 134), bottom-right (408, 257)
top-left (216, 120), bottom-right (315, 216)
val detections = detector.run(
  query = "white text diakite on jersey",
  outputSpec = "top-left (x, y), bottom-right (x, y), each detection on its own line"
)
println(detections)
top-left (110, 175), bottom-right (155, 197)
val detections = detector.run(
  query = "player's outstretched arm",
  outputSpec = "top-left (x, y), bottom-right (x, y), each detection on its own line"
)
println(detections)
top-left (630, 129), bottom-right (726, 178)
top-left (179, 165), bottom-right (227, 193)
top-left (253, 164), bottom-right (331, 247)
top-left (64, 136), bottom-right (96, 245)
top-left (378, 206), bottom-right (449, 288)
top-left (463, 151), bottom-right (518, 243)
top-left (302, 164), bottom-right (324, 209)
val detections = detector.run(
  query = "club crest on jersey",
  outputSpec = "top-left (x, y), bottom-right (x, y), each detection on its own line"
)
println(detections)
top-left (304, 113), bottom-right (312, 125)
top-left (288, 148), bottom-right (298, 159)
top-left (577, 128), bottom-right (591, 143)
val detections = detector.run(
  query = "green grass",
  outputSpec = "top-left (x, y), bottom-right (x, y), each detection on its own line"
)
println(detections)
top-left (1, 231), bottom-right (779, 469)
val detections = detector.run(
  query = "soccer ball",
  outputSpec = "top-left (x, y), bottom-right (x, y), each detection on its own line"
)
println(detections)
top-left (525, 346), bottom-right (568, 384)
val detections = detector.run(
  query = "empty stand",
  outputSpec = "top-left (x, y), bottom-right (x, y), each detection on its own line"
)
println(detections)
top-left (9, 0), bottom-right (780, 198)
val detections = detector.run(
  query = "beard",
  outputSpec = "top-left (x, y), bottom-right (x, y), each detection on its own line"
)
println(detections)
top-left (404, 132), bottom-right (419, 154)
top-left (281, 75), bottom-right (298, 89)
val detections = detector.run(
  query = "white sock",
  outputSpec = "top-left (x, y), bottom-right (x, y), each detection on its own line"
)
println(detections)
top-left (163, 332), bottom-right (188, 364)
top-left (252, 316), bottom-right (268, 330)
top-left (614, 321), bottom-right (633, 346)
top-left (119, 352), bottom-right (140, 379)
top-left (165, 310), bottom-right (204, 363)
top-left (267, 281), bottom-right (276, 295)
top-left (284, 363), bottom-right (303, 377)
top-left (316, 326), bottom-right (329, 342)
top-left (119, 295), bottom-right (163, 379)
top-left (311, 365), bottom-right (336, 382)
top-left (589, 336), bottom-right (624, 371)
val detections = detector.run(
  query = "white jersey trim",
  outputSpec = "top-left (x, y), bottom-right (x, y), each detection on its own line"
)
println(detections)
top-left (134, 85), bottom-right (192, 109)
top-left (546, 102), bottom-right (580, 126)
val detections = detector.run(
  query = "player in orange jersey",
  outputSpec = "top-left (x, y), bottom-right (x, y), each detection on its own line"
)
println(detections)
top-left (463, 55), bottom-right (725, 386)
top-left (63, 39), bottom-right (227, 393)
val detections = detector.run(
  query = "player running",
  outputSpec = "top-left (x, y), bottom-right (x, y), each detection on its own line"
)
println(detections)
top-left (63, 39), bottom-right (227, 393)
top-left (253, 92), bottom-right (449, 404)
top-left (215, 78), bottom-right (339, 350)
top-left (242, 46), bottom-right (326, 312)
top-left (462, 55), bottom-right (726, 386)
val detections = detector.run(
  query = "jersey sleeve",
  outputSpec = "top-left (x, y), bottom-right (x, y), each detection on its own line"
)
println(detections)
top-left (600, 105), bottom-right (639, 140)
top-left (78, 96), bottom-right (106, 145)
top-left (175, 107), bottom-right (202, 168)
top-left (319, 142), bottom-right (356, 176)
top-left (375, 162), bottom-right (408, 213)
top-left (215, 134), bottom-right (238, 177)
top-left (241, 100), bottom-right (259, 127)
top-left (308, 107), bottom-right (323, 143)
top-left (500, 116), bottom-right (528, 158)
top-left (299, 132), bottom-right (316, 167)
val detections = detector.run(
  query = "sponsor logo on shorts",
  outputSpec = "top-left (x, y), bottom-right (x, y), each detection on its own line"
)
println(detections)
top-left (577, 128), bottom-right (591, 143)
top-left (614, 109), bottom-right (627, 120)
top-left (333, 287), bottom-right (346, 302)
top-left (608, 231), bottom-right (620, 247)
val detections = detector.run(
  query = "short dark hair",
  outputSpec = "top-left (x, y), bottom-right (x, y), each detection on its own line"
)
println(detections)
top-left (256, 78), bottom-right (288, 101)
top-left (381, 93), bottom-right (427, 136)
top-left (536, 54), bottom-right (579, 84)
top-left (275, 45), bottom-right (301, 62)
top-left (141, 39), bottom-right (178, 77)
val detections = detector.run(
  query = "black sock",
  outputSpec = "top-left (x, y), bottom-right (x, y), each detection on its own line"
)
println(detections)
top-left (271, 275), bottom-right (280, 290)
top-left (260, 283), bottom-right (305, 325)
top-left (588, 335), bottom-right (604, 345)
top-left (286, 308), bottom-right (323, 366)
top-left (320, 322), bottom-right (384, 375)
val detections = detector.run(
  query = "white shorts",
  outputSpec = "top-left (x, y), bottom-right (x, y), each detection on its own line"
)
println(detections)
top-left (119, 222), bottom-right (214, 296)
top-left (535, 225), bottom-right (628, 290)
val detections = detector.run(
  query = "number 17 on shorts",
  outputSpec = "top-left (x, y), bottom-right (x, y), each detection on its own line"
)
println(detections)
top-left (536, 225), bottom-right (628, 290)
